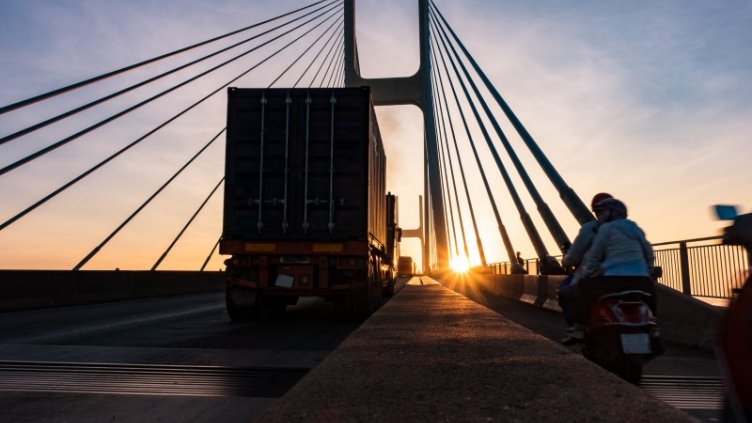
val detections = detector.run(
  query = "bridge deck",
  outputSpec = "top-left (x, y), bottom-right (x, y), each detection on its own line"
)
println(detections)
top-left (259, 278), bottom-right (693, 422)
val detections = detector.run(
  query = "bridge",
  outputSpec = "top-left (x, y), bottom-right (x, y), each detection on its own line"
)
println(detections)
top-left (0, 1), bottom-right (746, 421)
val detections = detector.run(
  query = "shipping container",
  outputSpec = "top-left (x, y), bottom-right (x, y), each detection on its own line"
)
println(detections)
top-left (220, 87), bottom-right (398, 320)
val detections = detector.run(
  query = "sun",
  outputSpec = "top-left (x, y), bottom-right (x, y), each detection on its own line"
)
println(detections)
top-left (450, 256), bottom-right (470, 273)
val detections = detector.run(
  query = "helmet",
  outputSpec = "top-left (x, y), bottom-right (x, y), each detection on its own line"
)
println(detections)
top-left (590, 192), bottom-right (613, 210)
top-left (593, 198), bottom-right (627, 219)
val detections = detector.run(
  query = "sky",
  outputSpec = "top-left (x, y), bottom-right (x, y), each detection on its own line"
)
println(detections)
top-left (1, 0), bottom-right (751, 271)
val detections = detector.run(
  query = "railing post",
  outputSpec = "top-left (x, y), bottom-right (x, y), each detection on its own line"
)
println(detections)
top-left (679, 241), bottom-right (692, 295)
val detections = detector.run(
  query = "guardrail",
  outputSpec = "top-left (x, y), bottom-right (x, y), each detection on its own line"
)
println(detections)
top-left (490, 236), bottom-right (749, 300)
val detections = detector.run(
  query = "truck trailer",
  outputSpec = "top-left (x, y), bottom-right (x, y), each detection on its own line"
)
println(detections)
top-left (220, 87), bottom-right (399, 320)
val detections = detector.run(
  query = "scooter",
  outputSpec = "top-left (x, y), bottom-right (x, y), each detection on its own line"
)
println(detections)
top-left (714, 204), bottom-right (752, 422)
top-left (581, 288), bottom-right (661, 384)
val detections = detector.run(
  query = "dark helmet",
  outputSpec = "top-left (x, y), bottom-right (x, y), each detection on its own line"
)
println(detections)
top-left (590, 192), bottom-right (613, 210)
top-left (593, 198), bottom-right (627, 219)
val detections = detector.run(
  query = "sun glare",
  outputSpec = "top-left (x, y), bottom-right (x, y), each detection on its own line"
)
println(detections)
top-left (450, 256), bottom-right (470, 273)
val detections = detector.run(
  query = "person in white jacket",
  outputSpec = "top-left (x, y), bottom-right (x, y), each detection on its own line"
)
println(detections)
top-left (558, 193), bottom-right (612, 344)
top-left (568, 198), bottom-right (657, 342)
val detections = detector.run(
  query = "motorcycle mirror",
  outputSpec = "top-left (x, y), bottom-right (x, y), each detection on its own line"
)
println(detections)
top-left (713, 204), bottom-right (739, 221)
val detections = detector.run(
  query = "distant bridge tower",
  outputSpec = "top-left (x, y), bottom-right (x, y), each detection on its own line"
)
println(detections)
top-left (343, 0), bottom-right (448, 271)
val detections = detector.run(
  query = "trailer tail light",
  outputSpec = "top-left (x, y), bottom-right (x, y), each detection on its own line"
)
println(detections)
top-left (312, 243), bottom-right (344, 253)
top-left (245, 243), bottom-right (276, 253)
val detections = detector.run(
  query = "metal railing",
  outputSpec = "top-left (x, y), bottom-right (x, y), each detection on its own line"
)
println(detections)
top-left (489, 236), bottom-right (750, 300)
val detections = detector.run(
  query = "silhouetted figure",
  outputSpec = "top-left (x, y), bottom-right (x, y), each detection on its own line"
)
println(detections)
top-left (558, 193), bottom-right (612, 344)
top-left (568, 198), bottom-right (657, 343)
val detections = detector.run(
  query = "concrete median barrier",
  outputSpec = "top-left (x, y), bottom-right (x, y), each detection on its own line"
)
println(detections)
top-left (258, 284), bottom-right (694, 422)
top-left (0, 270), bottom-right (225, 311)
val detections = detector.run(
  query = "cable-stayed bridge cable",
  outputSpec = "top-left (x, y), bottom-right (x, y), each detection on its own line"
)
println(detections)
top-left (71, 128), bottom-right (226, 270)
top-left (268, 16), bottom-right (343, 88)
top-left (0, 0), bottom-right (340, 147)
top-left (325, 40), bottom-right (346, 88)
top-left (431, 82), bottom-right (459, 257)
top-left (313, 33), bottom-right (343, 87)
top-left (0, 3), bottom-right (342, 178)
top-left (432, 65), bottom-right (470, 261)
top-left (308, 31), bottom-right (343, 87)
top-left (293, 22), bottom-right (344, 88)
top-left (430, 0), bottom-right (592, 225)
top-left (429, 22), bottom-right (523, 273)
top-left (151, 178), bottom-right (225, 271)
top-left (68, 12), bottom-right (343, 269)
top-left (0, 0), bottom-right (331, 116)
top-left (431, 12), bottom-right (564, 274)
top-left (201, 237), bottom-right (222, 272)
top-left (430, 4), bottom-right (570, 254)
top-left (0, 8), bottom-right (342, 233)
top-left (431, 51), bottom-right (486, 267)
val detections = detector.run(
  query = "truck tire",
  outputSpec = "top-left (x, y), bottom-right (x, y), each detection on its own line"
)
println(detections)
top-left (226, 284), bottom-right (254, 322)
top-left (254, 294), bottom-right (286, 320)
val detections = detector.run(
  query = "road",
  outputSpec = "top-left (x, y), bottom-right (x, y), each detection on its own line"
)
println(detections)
top-left (0, 276), bottom-right (723, 422)
top-left (0, 292), bottom-right (360, 422)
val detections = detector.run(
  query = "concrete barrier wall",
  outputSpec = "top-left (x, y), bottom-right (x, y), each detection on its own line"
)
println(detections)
top-left (0, 270), bottom-right (225, 312)
top-left (466, 273), bottom-right (721, 351)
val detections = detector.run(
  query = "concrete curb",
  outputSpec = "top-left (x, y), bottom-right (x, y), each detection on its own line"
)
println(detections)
top-left (258, 284), bottom-right (695, 422)
top-left (0, 270), bottom-right (224, 311)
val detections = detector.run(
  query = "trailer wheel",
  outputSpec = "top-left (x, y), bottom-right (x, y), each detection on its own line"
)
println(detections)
top-left (254, 294), bottom-right (286, 320)
top-left (226, 284), bottom-right (254, 322)
top-left (383, 273), bottom-right (396, 298)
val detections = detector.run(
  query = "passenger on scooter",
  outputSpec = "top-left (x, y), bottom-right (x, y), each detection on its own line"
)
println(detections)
top-left (568, 198), bottom-right (657, 342)
top-left (558, 192), bottom-right (612, 344)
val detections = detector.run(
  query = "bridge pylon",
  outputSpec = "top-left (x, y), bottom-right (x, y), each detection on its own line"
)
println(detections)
top-left (343, 0), bottom-right (448, 271)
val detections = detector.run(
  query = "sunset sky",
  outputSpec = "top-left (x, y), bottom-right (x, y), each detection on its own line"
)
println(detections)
top-left (1, 0), bottom-right (751, 271)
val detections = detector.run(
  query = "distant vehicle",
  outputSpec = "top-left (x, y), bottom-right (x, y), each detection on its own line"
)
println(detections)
top-left (220, 87), bottom-right (399, 321)
top-left (397, 256), bottom-right (415, 277)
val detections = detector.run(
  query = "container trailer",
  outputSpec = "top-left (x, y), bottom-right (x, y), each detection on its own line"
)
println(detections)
top-left (220, 87), bottom-right (399, 320)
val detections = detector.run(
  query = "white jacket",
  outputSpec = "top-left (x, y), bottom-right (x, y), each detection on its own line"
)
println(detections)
top-left (581, 218), bottom-right (654, 277)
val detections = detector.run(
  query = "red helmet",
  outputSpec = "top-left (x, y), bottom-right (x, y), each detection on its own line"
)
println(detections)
top-left (591, 192), bottom-right (613, 210)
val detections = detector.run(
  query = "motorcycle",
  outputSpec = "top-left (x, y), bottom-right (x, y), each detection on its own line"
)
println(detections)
top-left (581, 287), bottom-right (662, 385)
top-left (714, 204), bottom-right (752, 422)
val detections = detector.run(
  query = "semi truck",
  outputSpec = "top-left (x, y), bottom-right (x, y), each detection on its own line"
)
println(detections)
top-left (397, 256), bottom-right (415, 277)
top-left (220, 87), bottom-right (399, 320)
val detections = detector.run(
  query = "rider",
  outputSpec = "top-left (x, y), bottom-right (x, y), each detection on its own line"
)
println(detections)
top-left (559, 192), bottom-right (612, 344)
top-left (571, 198), bottom-right (657, 340)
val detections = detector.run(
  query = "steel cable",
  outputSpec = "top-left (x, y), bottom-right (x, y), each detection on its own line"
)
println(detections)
top-left (0, 3), bottom-right (342, 178)
top-left (429, 20), bottom-right (522, 271)
top-left (431, 82), bottom-right (459, 257)
top-left (430, 0), bottom-right (592, 224)
top-left (0, 0), bottom-right (331, 116)
top-left (268, 16), bottom-right (343, 88)
top-left (431, 12), bottom-right (556, 267)
top-left (1, 7), bottom-right (341, 234)
top-left (72, 128), bottom-right (226, 270)
top-left (200, 238), bottom-right (221, 272)
top-left (308, 31), bottom-right (343, 88)
top-left (293, 22), bottom-right (344, 88)
top-left (430, 3), bottom-right (571, 253)
top-left (431, 47), bottom-right (487, 266)
top-left (0, 0), bottom-right (340, 148)
top-left (151, 178), bottom-right (225, 271)
top-left (431, 65), bottom-right (470, 262)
